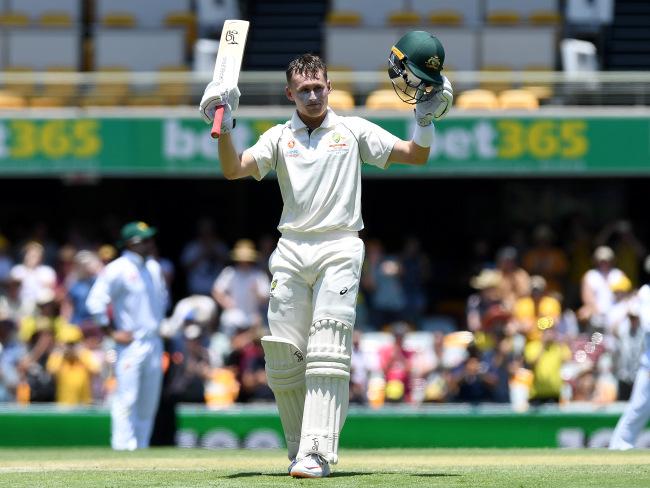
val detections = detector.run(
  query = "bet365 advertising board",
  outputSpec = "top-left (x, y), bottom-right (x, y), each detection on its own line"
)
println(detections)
top-left (0, 114), bottom-right (647, 176)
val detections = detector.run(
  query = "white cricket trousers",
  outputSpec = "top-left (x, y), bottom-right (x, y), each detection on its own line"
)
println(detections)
top-left (610, 366), bottom-right (650, 450)
top-left (111, 336), bottom-right (163, 450)
top-left (267, 230), bottom-right (364, 351)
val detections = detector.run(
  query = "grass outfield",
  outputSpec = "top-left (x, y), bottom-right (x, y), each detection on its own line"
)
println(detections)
top-left (0, 448), bottom-right (649, 487)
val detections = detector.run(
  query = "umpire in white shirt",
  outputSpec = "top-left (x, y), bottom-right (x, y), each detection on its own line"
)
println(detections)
top-left (87, 221), bottom-right (169, 450)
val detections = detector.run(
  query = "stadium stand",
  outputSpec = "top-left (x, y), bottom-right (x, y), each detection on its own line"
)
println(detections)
top-left (412, 0), bottom-right (481, 26)
top-left (455, 89), bottom-right (500, 110)
top-left (327, 89), bottom-right (355, 110)
top-left (365, 88), bottom-right (411, 110)
top-left (497, 89), bottom-right (540, 110)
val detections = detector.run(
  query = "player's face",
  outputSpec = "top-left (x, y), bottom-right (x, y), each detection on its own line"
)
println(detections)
top-left (286, 71), bottom-right (331, 122)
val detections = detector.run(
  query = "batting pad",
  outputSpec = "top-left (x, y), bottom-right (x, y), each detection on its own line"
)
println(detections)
top-left (298, 319), bottom-right (352, 464)
top-left (261, 335), bottom-right (307, 460)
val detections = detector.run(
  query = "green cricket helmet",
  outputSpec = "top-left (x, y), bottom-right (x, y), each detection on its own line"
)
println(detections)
top-left (388, 30), bottom-right (445, 104)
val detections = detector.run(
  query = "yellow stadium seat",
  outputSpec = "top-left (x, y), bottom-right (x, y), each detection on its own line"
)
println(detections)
top-left (126, 95), bottom-right (162, 107)
top-left (2, 67), bottom-right (35, 97)
top-left (365, 89), bottom-right (411, 110)
top-left (429, 11), bottom-right (463, 26)
top-left (0, 91), bottom-right (27, 108)
top-left (328, 89), bottom-right (355, 110)
top-left (0, 12), bottom-right (29, 26)
top-left (479, 65), bottom-right (514, 93)
top-left (30, 96), bottom-right (68, 108)
top-left (81, 67), bottom-right (130, 106)
top-left (326, 11), bottom-right (362, 26)
top-left (156, 65), bottom-right (191, 105)
top-left (328, 66), bottom-right (354, 92)
top-left (387, 11), bottom-right (421, 26)
top-left (486, 10), bottom-right (521, 25)
top-left (38, 67), bottom-right (77, 103)
top-left (102, 12), bottom-right (136, 28)
top-left (529, 10), bottom-right (561, 25)
top-left (522, 66), bottom-right (554, 100)
top-left (39, 11), bottom-right (73, 27)
top-left (456, 89), bottom-right (499, 110)
top-left (498, 89), bottom-right (539, 110)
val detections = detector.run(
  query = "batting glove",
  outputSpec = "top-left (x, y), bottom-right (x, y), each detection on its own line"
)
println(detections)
top-left (414, 75), bottom-right (453, 126)
top-left (199, 81), bottom-right (241, 124)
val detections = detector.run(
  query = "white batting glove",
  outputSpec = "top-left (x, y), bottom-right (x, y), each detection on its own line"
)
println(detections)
top-left (216, 103), bottom-right (235, 134)
top-left (199, 81), bottom-right (241, 124)
top-left (415, 75), bottom-right (453, 126)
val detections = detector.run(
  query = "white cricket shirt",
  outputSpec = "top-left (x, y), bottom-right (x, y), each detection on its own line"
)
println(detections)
top-left (247, 108), bottom-right (399, 233)
top-left (86, 251), bottom-right (168, 340)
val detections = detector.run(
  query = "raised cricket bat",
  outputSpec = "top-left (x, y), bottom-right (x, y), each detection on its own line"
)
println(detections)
top-left (211, 19), bottom-right (250, 139)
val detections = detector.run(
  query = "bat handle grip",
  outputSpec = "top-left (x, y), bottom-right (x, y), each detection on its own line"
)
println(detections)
top-left (210, 105), bottom-right (225, 139)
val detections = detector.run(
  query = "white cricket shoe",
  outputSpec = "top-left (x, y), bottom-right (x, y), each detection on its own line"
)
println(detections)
top-left (290, 454), bottom-right (331, 478)
top-left (287, 458), bottom-right (297, 474)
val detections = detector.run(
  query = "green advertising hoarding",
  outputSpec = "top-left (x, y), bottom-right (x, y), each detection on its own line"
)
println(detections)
top-left (0, 114), bottom-right (648, 176)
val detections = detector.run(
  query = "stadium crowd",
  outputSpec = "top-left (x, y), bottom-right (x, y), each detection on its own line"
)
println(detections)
top-left (0, 217), bottom-right (647, 412)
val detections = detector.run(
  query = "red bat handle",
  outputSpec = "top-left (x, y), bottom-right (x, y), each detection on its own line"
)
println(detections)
top-left (210, 105), bottom-right (225, 139)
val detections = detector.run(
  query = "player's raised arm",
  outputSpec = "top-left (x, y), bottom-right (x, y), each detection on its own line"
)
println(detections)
top-left (199, 83), bottom-right (260, 179)
top-left (385, 31), bottom-right (453, 165)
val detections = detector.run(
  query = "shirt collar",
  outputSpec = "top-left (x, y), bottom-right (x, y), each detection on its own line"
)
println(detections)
top-left (123, 250), bottom-right (146, 266)
top-left (290, 107), bottom-right (339, 133)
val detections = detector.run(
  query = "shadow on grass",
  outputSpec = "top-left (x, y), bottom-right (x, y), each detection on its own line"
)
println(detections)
top-left (222, 471), bottom-right (460, 479)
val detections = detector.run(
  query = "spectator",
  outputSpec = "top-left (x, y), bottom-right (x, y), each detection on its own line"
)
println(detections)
top-left (362, 239), bottom-right (407, 329)
top-left (578, 246), bottom-right (628, 331)
top-left (510, 275), bottom-right (562, 340)
top-left (419, 332), bottom-right (451, 403)
top-left (524, 319), bottom-right (572, 404)
top-left (56, 244), bottom-right (78, 291)
top-left (597, 220), bottom-right (645, 288)
top-left (212, 239), bottom-right (270, 337)
top-left (0, 234), bottom-right (14, 292)
top-left (522, 225), bottom-right (569, 295)
top-left (10, 241), bottom-right (56, 307)
top-left (64, 251), bottom-right (103, 326)
top-left (350, 329), bottom-right (369, 404)
top-left (46, 325), bottom-right (101, 405)
top-left (17, 289), bottom-right (62, 402)
top-left (0, 272), bottom-right (34, 322)
top-left (466, 268), bottom-right (505, 333)
top-left (181, 218), bottom-right (229, 296)
top-left (399, 236), bottom-right (431, 325)
top-left (169, 323), bottom-right (213, 403)
top-left (97, 244), bottom-right (118, 266)
top-left (161, 294), bottom-right (219, 340)
top-left (448, 344), bottom-right (497, 404)
top-left (226, 324), bottom-right (272, 403)
top-left (495, 246), bottom-right (531, 311)
top-left (379, 322), bottom-right (414, 403)
top-left (0, 318), bottom-right (26, 402)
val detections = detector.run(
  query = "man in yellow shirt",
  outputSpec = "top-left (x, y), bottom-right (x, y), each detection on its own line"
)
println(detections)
top-left (511, 276), bottom-right (562, 340)
top-left (46, 325), bottom-right (101, 405)
top-left (524, 318), bottom-right (571, 403)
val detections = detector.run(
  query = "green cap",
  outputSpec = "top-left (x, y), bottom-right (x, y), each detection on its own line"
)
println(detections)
top-left (393, 30), bottom-right (445, 85)
top-left (120, 221), bottom-right (156, 245)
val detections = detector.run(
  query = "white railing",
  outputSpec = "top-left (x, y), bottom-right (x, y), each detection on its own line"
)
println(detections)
top-left (0, 70), bottom-right (648, 105)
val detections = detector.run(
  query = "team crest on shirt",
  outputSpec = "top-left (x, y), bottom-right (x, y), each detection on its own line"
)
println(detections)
top-left (327, 132), bottom-right (349, 153)
top-left (285, 139), bottom-right (300, 157)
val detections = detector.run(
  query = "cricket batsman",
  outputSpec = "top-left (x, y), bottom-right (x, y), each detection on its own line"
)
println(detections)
top-left (199, 30), bottom-right (452, 477)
